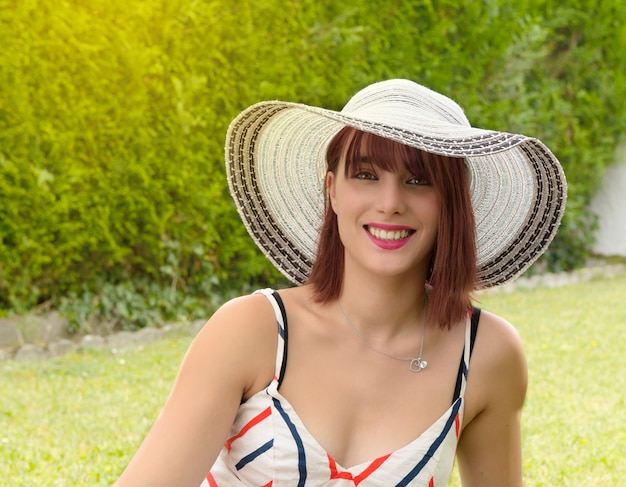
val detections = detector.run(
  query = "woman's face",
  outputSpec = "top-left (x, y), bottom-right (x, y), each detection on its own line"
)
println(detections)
top-left (327, 145), bottom-right (441, 282)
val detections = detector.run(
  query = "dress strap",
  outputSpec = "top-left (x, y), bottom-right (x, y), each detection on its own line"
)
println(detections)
top-left (452, 307), bottom-right (481, 402)
top-left (254, 288), bottom-right (289, 386)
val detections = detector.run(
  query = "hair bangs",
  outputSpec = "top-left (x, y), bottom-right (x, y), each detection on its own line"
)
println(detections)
top-left (340, 129), bottom-right (431, 184)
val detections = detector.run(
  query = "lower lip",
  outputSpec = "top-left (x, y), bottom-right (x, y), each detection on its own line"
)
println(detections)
top-left (365, 230), bottom-right (412, 250)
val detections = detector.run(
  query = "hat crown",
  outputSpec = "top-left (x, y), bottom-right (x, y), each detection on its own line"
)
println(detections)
top-left (341, 79), bottom-right (470, 127)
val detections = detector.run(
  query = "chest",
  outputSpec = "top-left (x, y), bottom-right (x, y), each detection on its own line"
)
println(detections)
top-left (278, 336), bottom-right (464, 468)
top-left (211, 382), bottom-right (463, 486)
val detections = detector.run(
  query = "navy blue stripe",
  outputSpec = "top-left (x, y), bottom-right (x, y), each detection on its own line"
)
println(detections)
top-left (235, 439), bottom-right (273, 470)
top-left (271, 291), bottom-right (289, 385)
top-left (395, 399), bottom-right (462, 486)
top-left (470, 307), bottom-right (480, 357)
top-left (452, 349), bottom-right (464, 402)
top-left (273, 397), bottom-right (307, 486)
top-left (452, 307), bottom-right (480, 402)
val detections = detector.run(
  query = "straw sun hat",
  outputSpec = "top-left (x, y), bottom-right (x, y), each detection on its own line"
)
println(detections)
top-left (225, 79), bottom-right (567, 288)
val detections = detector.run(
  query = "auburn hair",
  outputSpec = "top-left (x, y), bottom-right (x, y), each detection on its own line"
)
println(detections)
top-left (306, 126), bottom-right (477, 329)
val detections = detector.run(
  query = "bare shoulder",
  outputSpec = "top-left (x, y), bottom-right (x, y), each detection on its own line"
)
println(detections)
top-left (190, 290), bottom-right (281, 398)
top-left (113, 290), bottom-right (283, 486)
top-left (197, 291), bottom-right (278, 345)
top-left (456, 310), bottom-right (528, 486)
top-left (205, 290), bottom-right (278, 332)
top-left (466, 309), bottom-right (528, 415)
top-left (474, 309), bottom-right (526, 366)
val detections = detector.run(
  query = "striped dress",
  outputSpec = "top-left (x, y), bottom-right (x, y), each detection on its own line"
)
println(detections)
top-left (202, 289), bottom-right (479, 486)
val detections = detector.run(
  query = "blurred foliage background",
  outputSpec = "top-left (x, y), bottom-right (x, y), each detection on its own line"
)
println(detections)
top-left (1, 0), bottom-right (625, 329)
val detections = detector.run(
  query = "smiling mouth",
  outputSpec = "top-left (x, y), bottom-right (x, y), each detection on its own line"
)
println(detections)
top-left (365, 226), bottom-right (414, 241)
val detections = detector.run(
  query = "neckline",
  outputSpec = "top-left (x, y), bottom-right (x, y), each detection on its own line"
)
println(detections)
top-left (267, 387), bottom-right (464, 471)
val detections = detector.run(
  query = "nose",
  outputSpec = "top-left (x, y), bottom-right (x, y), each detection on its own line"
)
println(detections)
top-left (376, 178), bottom-right (406, 215)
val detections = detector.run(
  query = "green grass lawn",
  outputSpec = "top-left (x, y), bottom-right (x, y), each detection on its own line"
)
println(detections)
top-left (2, 274), bottom-right (625, 486)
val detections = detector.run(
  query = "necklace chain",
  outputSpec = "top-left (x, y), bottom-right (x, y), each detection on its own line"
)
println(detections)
top-left (336, 299), bottom-right (428, 372)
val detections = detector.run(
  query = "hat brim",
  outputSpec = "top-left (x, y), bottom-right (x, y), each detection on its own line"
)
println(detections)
top-left (226, 99), bottom-right (567, 288)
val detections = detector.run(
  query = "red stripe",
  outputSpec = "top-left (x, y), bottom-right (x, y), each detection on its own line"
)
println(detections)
top-left (206, 473), bottom-right (218, 487)
top-left (328, 453), bottom-right (392, 485)
top-left (454, 413), bottom-right (460, 438)
top-left (225, 407), bottom-right (272, 452)
top-left (328, 455), bottom-right (346, 478)
top-left (429, 477), bottom-right (435, 487)
top-left (260, 482), bottom-right (273, 487)
top-left (354, 454), bottom-right (391, 484)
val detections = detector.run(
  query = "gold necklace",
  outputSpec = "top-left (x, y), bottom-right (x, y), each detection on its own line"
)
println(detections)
top-left (336, 299), bottom-right (428, 372)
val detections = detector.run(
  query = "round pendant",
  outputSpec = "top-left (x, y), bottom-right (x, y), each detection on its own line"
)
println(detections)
top-left (409, 358), bottom-right (427, 372)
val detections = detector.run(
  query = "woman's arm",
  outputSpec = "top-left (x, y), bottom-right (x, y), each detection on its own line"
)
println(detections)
top-left (456, 311), bottom-right (528, 487)
top-left (114, 293), bottom-right (278, 487)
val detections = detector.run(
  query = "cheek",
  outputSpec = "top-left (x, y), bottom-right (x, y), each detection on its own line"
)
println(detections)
top-left (333, 191), bottom-right (365, 224)
top-left (329, 179), bottom-right (355, 215)
top-left (418, 193), bottom-right (441, 221)
top-left (418, 195), bottom-right (441, 244)
top-left (431, 199), bottom-right (443, 241)
top-left (431, 199), bottom-right (442, 225)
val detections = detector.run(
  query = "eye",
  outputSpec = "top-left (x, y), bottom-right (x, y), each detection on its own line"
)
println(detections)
top-left (407, 176), bottom-right (430, 185)
top-left (354, 171), bottom-right (378, 180)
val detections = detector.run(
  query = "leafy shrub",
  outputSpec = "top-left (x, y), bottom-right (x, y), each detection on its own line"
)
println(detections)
top-left (0, 0), bottom-right (624, 326)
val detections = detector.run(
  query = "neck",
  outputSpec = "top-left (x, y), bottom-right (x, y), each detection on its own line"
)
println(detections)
top-left (338, 273), bottom-right (428, 338)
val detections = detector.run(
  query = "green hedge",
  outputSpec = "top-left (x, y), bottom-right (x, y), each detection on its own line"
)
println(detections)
top-left (1, 0), bottom-right (625, 325)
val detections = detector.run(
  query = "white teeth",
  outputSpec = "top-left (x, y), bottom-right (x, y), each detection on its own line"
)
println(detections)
top-left (368, 227), bottom-right (411, 240)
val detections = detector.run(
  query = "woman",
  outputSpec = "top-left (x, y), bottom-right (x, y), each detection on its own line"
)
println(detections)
top-left (115, 79), bottom-right (567, 486)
